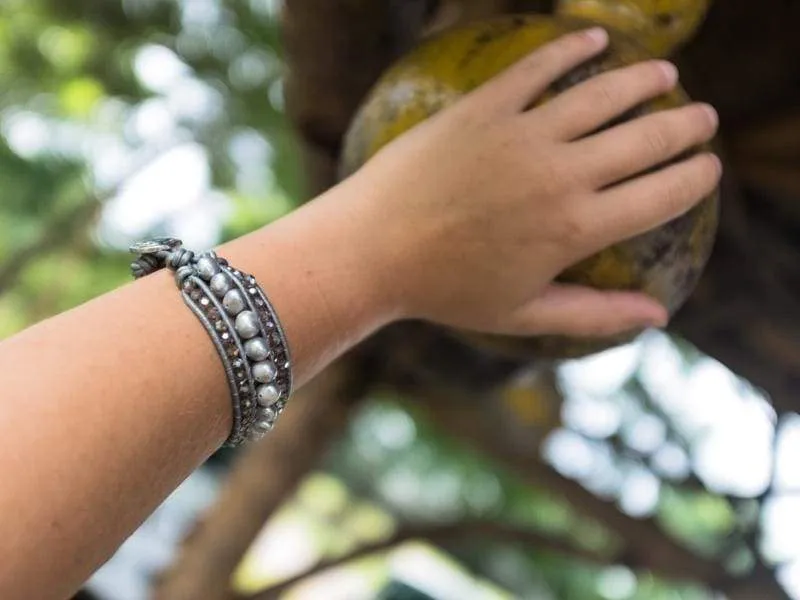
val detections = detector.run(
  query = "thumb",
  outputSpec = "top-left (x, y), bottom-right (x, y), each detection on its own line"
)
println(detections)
top-left (510, 283), bottom-right (669, 338)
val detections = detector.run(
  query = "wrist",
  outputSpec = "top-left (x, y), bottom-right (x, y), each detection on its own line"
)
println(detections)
top-left (332, 172), bottom-right (428, 323)
top-left (312, 178), bottom-right (407, 327)
top-left (218, 180), bottom-right (401, 385)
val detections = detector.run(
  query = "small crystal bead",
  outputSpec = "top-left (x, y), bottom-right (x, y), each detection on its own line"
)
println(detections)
top-left (247, 430), bottom-right (265, 442)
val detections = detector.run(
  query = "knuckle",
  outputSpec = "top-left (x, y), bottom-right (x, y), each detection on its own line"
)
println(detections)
top-left (516, 52), bottom-right (546, 78)
top-left (664, 169), bottom-right (698, 208)
top-left (497, 123), bottom-right (529, 153)
top-left (588, 78), bottom-right (618, 110)
top-left (528, 150), bottom-right (576, 195)
top-left (642, 122), bottom-right (672, 158)
top-left (554, 203), bottom-right (589, 246)
top-left (531, 33), bottom-right (594, 73)
top-left (522, 47), bottom-right (562, 76)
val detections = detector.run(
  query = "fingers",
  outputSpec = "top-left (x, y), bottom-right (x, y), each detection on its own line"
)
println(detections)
top-left (575, 152), bottom-right (721, 253)
top-left (468, 27), bottom-right (609, 115)
top-left (533, 59), bottom-right (679, 141)
top-left (511, 284), bottom-right (667, 337)
top-left (575, 102), bottom-right (718, 189)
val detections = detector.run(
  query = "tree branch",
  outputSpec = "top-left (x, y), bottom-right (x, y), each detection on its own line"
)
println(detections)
top-left (0, 199), bottom-right (101, 295)
top-left (721, 561), bottom-right (792, 600)
top-left (242, 519), bottom-right (613, 600)
top-left (0, 140), bottom-right (189, 297)
top-left (415, 386), bottom-right (728, 585)
top-left (412, 383), bottom-right (794, 598)
top-left (151, 354), bottom-right (373, 600)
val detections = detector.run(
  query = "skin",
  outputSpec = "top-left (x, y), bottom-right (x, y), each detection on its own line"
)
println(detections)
top-left (0, 28), bottom-right (720, 600)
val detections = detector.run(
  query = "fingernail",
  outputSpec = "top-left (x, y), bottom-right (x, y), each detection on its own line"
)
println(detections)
top-left (583, 27), bottom-right (608, 46)
top-left (656, 60), bottom-right (679, 84)
top-left (699, 103), bottom-right (718, 127)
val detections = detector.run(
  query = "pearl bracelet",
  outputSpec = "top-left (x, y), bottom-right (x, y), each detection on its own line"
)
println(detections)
top-left (129, 238), bottom-right (293, 446)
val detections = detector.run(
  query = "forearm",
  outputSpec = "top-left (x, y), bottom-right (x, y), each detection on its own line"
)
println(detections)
top-left (0, 180), bottom-right (394, 599)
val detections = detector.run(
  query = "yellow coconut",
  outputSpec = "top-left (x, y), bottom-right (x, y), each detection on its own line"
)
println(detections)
top-left (340, 9), bottom-right (718, 360)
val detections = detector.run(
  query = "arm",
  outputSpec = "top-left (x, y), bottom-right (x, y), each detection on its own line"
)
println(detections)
top-left (0, 182), bottom-right (399, 600)
top-left (0, 28), bottom-right (720, 599)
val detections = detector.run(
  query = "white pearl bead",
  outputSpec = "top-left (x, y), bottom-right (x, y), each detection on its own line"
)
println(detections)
top-left (252, 361), bottom-right (277, 383)
top-left (235, 311), bottom-right (260, 339)
top-left (245, 338), bottom-right (269, 361)
top-left (196, 257), bottom-right (219, 281)
top-left (209, 273), bottom-right (231, 297)
top-left (222, 289), bottom-right (246, 315)
top-left (257, 384), bottom-right (280, 407)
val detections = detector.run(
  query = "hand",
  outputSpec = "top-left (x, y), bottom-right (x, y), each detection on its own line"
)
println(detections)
top-left (345, 27), bottom-right (721, 338)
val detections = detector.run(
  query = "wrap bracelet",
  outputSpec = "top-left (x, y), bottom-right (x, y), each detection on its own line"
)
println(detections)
top-left (129, 237), bottom-right (293, 447)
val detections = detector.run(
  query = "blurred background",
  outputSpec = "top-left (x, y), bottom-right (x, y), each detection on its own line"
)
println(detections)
top-left (2, 1), bottom-right (800, 599)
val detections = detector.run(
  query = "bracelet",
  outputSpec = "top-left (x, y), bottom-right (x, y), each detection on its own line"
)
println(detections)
top-left (129, 237), bottom-right (293, 447)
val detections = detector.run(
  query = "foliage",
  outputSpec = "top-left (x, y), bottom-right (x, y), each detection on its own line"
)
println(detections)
top-left (0, 0), bottom-right (301, 337)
